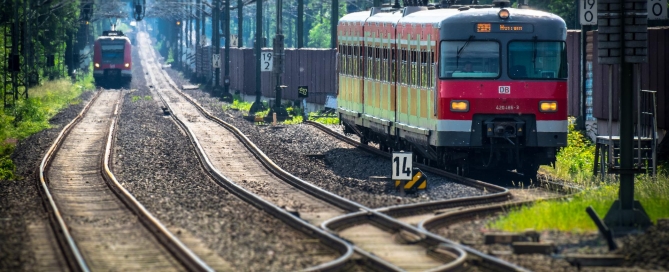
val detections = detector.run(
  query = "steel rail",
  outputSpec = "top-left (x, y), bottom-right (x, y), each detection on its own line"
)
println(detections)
top-left (148, 66), bottom-right (357, 271)
top-left (322, 210), bottom-right (529, 272)
top-left (419, 201), bottom-right (536, 232)
top-left (148, 37), bottom-right (532, 270)
top-left (102, 95), bottom-right (214, 271)
top-left (37, 91), bottom-right (102, 272)
top-left (154, 68), bottom-right (531, 271)
top-left (307, 121), bottom-right (538, 271)
top-left (161, 85), bottom-right (487, 271)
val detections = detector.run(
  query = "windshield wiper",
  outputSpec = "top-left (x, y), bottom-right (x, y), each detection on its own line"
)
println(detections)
top-left (532, 36), bottom-right (538, 69)
top-left (455, 35), bottom-right (474, 72)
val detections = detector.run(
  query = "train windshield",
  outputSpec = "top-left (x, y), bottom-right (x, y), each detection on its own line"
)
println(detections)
top-left (100, 40), bottom-right (125, 64)
top-left (439, 41), bottom-right (500, 79)
top-left (508, 41), bottom-right (567, 79)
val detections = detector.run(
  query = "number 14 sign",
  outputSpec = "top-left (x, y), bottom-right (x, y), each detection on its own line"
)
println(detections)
top-left (392, 152), bottom-right (413, 180)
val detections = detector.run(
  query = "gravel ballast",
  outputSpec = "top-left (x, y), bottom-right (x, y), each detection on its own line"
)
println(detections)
top-left (111, 48), bottom-right (336, 270)
top-left (164, 70), bottom-right (486, 209)
top-left (436, 214), bottom-right (668, 271)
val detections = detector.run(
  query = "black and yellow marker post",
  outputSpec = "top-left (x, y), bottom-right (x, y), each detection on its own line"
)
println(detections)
top-left (395, 167), bottom-right (427, 192)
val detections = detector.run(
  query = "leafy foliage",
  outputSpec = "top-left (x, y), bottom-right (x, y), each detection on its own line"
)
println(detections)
top-left (0, 79), bottom-right (91, 180)
top-left (542, 118), bottom-right (595, 183)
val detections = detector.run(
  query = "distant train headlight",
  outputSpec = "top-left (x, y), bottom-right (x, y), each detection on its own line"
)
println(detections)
top-left (450, 100), bottom-right (469, 112)
top-left (539, 101), bottom-right (558, 112)
top-left (125, 63), bottom-right (130, 68)
top-left (94, 63), bottom-right (100, 68)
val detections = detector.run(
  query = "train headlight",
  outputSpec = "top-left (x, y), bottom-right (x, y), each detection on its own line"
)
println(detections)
top-left (125, 63), bottom-right (130, 68)
top-left (539, 101), bottom-right (558, 112)
top-left (450, 100), bottom-right (469, 112)
top-left (499, 9), bottom-right (510, 20)
top-left (94, 63), bottom-right (99, 68)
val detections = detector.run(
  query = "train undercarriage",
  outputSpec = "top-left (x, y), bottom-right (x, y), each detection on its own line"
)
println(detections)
top-left (341, 117), bottom-right (557, 181)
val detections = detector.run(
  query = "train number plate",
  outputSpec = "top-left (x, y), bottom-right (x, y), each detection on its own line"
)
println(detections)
top-left (496, 105), bottom-right (519, 110)
top-left (110, 64), bottom-right (116, 68)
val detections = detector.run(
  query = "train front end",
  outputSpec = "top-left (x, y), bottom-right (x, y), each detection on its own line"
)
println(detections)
top-left (436, 8), bottom-right (568, 176)
top-left (93, 30), bottom-right (132, 86)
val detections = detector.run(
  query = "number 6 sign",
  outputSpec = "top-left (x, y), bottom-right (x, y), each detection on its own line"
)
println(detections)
top-left (392, 152), bottom-right (413, 181)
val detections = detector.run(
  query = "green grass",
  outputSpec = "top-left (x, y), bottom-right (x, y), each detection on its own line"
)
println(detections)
top-left (131, 95), bottom-right (152, 102)
top-left (490, 176), bottom-right (669, 232)
top-left (492, 117), bottom-right (669, 232)
top-left (0, 78), bottom-right (92, 180)
top-left (220, 96), bottom-right (339, 125)
top-left (307, 112), bottom-right (339, 125)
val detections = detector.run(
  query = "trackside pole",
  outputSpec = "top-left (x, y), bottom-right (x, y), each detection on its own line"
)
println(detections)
top-left (596, 0), bottom-right (651, 232)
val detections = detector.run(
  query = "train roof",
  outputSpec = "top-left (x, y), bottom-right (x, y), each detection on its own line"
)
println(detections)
top-left (434, 7), bottom-right (565, 25)
top-left (339, 10), bottom-right (372, 25)
top-left (96, 30), bottom-right (131, 42)
top-left (340, 6), bottom-right (565, 28)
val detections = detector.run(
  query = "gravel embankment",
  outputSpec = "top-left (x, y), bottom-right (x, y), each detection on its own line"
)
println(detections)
top-left (2, 90), bottom-right (94, 271)
top-left (163, 69), bottom-right (486, 209)
top-left (436, 215), bottom-right (668, 271)
top-left (111, 49), bottom-right (336, 270)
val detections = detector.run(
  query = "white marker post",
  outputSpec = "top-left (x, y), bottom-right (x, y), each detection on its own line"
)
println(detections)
top-left (392, 152), bottom-right (413, 197)
top-left (648, 0), bottom-right (668, 20)
top-left (261, 52), bottom-right (273, 72)
top-left (580, 0), bottom-right (597, 25)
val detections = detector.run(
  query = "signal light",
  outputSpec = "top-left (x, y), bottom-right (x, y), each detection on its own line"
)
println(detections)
top-left (450, 100), bottom-right (469, 112)
top-left (539, 101), bottom-right (557, 112)
top-left (176, 21), bottom-right (181, 25)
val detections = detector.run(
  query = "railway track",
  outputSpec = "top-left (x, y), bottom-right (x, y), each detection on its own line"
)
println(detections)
top-left (135, 25), bottom-right (534, 271)
top-left (37, 90), bottom-right (211, 271)
top-left (137, 30), bottom-right (352, 270)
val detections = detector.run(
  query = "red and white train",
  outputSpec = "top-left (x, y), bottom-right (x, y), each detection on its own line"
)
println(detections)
top-left (337, 1), bottom-right (568, 179)
top-left (93, 30), bottom-right (132, 86)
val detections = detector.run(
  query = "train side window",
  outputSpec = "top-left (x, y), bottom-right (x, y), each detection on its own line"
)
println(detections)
top-left (420, 51), bottom-right (428, 88)
top-left (410, 49), bottom-right (414, 86)
top-left (381, 48), bottom-right (388, 82)
top-left (390, 48), bottom-right (397, 82)
top-left (374, 47), bottom-right (379, 81)
top-left (367, 47), bottom-right (373, 79)
top-left (429, 52), bottom-right (435, 87)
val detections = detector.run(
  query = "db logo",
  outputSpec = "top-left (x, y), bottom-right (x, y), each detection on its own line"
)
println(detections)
top-left (498, 86), bottom-right (510, 94)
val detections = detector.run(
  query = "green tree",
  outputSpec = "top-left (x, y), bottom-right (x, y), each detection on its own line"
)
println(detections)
top-left (307, 0), bottom-right (346, 48)
top-left (548, 0), bottom-right (577, 29)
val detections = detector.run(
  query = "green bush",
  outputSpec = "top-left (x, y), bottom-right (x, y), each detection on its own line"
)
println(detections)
top-left (0, 78), bottom-right (91, 180)
top-left (542, 118), bottom-right (595, 183)
top-left (0, 143), bottom-right (15, 180)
